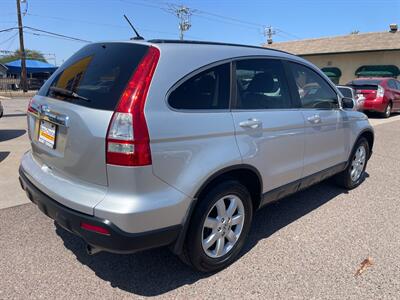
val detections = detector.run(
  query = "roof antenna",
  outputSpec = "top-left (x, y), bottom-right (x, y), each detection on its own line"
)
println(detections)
top-left (123, 15), bottom-right (144, 40)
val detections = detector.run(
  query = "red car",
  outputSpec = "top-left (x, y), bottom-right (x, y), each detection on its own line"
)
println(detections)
top-left (347, 78), bottom-right (400, 118)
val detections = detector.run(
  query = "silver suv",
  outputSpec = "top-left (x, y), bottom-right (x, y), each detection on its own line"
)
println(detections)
top-left (19, 40), bottom-right (374, 272)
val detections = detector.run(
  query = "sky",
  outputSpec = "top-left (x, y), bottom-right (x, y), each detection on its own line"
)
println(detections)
top-left (0, 0), bottom-right (399, 65)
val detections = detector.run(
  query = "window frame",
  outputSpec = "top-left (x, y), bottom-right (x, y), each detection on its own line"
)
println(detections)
top-left (231, 56), bottom-right (296, 111)
top-left (166, 60), bottom-right (233, 112)
top-left (283, 60), bottom-right (341, 111)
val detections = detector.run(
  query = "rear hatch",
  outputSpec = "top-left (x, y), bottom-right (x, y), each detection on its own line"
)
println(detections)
top-left (347, 80), bottom-right (381, 101)
top-left (28, 42), bottom-right (149, 187)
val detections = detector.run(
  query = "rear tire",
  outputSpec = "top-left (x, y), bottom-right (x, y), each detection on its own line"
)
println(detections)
top-left (381, 103), bottom-right (392, 118)
top-left (335, 137), bottom-right (369, 189)
top-left (181, 180), bottom-right (253, 272)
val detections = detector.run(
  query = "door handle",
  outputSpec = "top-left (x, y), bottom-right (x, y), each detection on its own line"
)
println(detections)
top-left (307, 114), bottom-right (321, 124)
top-left (239, 118), bottom-right (262, 129)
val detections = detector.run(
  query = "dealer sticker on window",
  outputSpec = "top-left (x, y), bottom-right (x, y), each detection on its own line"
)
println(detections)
top-left (38, 120), bottom-right (56, 149)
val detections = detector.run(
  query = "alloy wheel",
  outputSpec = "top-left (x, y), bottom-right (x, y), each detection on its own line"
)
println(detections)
top-left (350, 145), bottom-right (366, 182)
top-left (201, 195), bottom-right (245, 258)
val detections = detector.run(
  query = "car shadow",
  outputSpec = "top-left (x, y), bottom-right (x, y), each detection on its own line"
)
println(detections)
top-left (0, 151), bottom-right (10, 163)
top-left (0, 129), bottom-right (26, 142)
top-left (55, 174), bottom-right (369, 296)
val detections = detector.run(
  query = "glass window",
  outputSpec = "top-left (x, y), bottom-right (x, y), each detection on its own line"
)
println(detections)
top-left (388, 79), bottom-right (397, 89)
top-left (38, 43), bottom-right (148, 111)
top-left (395, 80), bottom-right (400, 90)
top-left (338, 87), bottom-right (353, 98)
top-left (235, 59), bottom-right (291, 109)
top-left (168, 64), bottom-right (230, 110)
top-left (289, 62), bottom-right (338, 109)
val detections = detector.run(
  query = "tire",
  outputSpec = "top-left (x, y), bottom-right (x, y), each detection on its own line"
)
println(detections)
top-left (181, 180), bottom-right (253, 272)
top-left (381, 103), bottom-right (392, 118)
top-left (335, 137), bottom-right (369, 189)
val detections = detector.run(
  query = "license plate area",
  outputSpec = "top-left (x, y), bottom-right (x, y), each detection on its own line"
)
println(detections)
top-left (38, 120), bottom-right (57, 149)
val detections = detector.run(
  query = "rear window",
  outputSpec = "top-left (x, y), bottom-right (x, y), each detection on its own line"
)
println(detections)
top-left (347, 79), bottom-right (381, 87)
top-left (338, 87), bottom-right (353, 98)
top-left (38, 43), bottom-right (148, 110)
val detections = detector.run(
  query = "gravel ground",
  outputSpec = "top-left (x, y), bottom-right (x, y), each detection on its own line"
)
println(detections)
top-left (0, 98), bottom-right (400, 299)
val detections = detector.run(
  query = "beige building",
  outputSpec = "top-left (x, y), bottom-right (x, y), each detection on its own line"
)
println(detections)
top-left (266, 26), bottom-right (400, 84)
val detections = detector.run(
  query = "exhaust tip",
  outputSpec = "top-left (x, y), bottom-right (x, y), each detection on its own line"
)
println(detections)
top-left (86, 244), bottom-right (102, 255)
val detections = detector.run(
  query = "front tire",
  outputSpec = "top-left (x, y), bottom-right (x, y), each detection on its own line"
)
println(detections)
top-left (335, 137), bottom-right (369, 189)
top-left (182, 181), bottom-right (253, 272)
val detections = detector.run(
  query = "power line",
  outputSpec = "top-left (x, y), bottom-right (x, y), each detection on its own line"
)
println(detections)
top-left (24, 26), bottom-right (91, 43)
top-left (0, 32), bottom-right (19, 46)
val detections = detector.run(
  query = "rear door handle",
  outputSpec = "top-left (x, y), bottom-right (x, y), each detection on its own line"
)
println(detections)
top-left (307, 114), bottom-right (321, 124)
top-left (239, 118), bottom-right (262, 129)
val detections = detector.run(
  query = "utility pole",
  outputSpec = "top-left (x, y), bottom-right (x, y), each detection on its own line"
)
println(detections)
top-left (264, 26), bottom-right (276, 45)
top-left (16, 0), bottom-right (27, 92)
top-left (167, 5), bottom-right (194, 40)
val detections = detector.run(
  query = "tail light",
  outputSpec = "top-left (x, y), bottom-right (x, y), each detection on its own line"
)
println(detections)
top-left (377, 85), bottom-right (385, 98)
top-left (106, 46), bottom-right (160, 166)
top-left (27, 97), bottom-right (36, 113)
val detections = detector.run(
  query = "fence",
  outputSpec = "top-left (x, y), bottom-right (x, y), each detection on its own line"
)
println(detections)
top-left (0, 78), bottom-right (45, 91)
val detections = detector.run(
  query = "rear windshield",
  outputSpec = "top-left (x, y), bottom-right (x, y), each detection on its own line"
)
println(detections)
top-left (347, 79), bottom-right (380, 87)
top-left (337, 87), bottom-right (353, 98)
top-left (38, 42), bottom-right (148, 110)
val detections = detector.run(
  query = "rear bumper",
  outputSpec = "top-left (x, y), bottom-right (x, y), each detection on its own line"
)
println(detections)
top-left (19, 167), bottom-right (182, 253)
top-left (362, 99), bottom-right (386, 112)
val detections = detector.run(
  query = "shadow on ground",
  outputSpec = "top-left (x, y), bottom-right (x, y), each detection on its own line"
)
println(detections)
top-left (0, 151), bottom-right (10, 163)
top-left (0, 129), bottom-right (26, 142)
top-left (56, 175), bottom-right (368, 296)
top-left (2, 113), bottom-right (27, 118)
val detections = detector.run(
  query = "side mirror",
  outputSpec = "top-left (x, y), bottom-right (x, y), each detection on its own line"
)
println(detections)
top-left (341, 97), bottom-right (355, 110)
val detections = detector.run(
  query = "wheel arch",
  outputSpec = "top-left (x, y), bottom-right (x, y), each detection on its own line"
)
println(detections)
top-left (171, 164), bottom-right (263, 255)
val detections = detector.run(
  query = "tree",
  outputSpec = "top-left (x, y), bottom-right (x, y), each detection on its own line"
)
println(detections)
top-left (0, 49), bottom-right (47, 64)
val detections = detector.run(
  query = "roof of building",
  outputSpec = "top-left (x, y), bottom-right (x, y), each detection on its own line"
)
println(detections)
top-left (266, 31), bottom-right (400, 56)
top-left (4, 59), bottom-right (57, 74)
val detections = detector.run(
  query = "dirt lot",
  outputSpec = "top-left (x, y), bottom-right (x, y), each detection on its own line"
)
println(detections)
top-left (0, 98), bottom-right (399, 299)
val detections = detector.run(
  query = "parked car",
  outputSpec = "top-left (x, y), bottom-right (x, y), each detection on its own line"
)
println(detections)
top-left (347, 77), bottom-right (400, 118)
top-left (19, 40), bottom-right (374, 272)
top-left (0, 100), bottom-right (3, 118)
top-left (337, 85), bottom-right (364, 111)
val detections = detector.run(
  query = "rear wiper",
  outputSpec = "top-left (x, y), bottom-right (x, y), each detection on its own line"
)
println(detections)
top-left (49, 86), bottom-right (90, 102)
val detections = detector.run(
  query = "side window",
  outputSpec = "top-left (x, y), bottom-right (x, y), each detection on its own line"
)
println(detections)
top-left (288, 62), bottom-right (339, 109)
top-left (396, 80), bottom-right (400, 91)
top-left (168, 63), bottom-right (230, 110)
top-left (388, 79), bottom-right (397, 89)
top-left (235, 59), bottom-right (291, 109)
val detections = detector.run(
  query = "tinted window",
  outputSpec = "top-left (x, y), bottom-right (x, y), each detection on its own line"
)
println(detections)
top-left (347, 79), bottom-right (381, 86)
top-left (388, 80), bottom-right (397, 89)
top-left (289, 62), bottom-right (338, 109)
top-left (168, 64), bottom-right (230, 110)
top-left (338, 87), bottom-right (353, 98)
top-left (38, 43), bottom-right (148, 111)
top-left (235, 59), bottom-right (291, 109)
top-left (395, 80), bottom-right (400, 90)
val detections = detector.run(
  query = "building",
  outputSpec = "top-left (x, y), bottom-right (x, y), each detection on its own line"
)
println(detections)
top-left (266, 25), bottom-right (400, 84)
top-left (0, 63), bottom-right (7, 78)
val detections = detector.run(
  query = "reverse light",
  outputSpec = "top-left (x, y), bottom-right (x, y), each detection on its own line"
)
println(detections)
top-left (377, 85), bottom-right (385, 98)
top-left (106, 46), bottom-right (160, 166)
top-left (80, 222), bottom-right (110, 235)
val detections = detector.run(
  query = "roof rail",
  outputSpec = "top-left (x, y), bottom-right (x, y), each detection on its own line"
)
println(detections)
top-left (147, 39), bottom-right (292, 55)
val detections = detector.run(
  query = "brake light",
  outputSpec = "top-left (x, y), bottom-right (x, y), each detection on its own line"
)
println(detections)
top-left (80, 222), bottom-right (110, 235)
top-left (377, 85), bottom-right (385, 98)
top-left (106, 46), bottom-right (160, 166)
